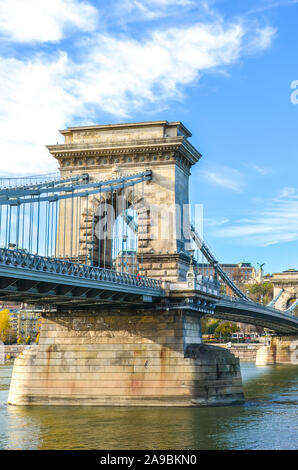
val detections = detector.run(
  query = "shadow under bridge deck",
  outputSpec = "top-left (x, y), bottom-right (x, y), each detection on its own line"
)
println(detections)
top-left (215, 296), bottom-right (298, 334)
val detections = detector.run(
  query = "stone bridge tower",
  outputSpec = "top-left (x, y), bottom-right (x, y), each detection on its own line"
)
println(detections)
top-left (47, 121), bottom-right (201, 282)
top-left (271, 269), bottom-right (298, 311)
top-left (8, 121), bottom-right (244, 408)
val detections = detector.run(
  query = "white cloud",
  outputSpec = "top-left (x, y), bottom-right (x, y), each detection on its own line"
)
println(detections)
top-left (252, 165), bottom-right (270, 175)
top-left (247, 0), bottom-right (298, 15)
top-left (256, 26), bottom-right (277, 49)
top-left (205, 217), bottom-right (230, 226)
top-left (115, 0), bottom-right (196, 22)
top-left (144, 0), bottom-right (193, 4)
top-left (72, 23), bottom-right (244, 116)
top-left (279, 187), bottom-right (296, 197)
top-left (245, 26), bottom-right (277, 52)
top-left (0, 53), bottom-right (85, 174)
top-left (213, 188), bottom-right (298, 246)
top-left (0, 2), bottom-right (277, 174)
top-left (201, 166), bottom-right (245, 192)
top-left (243, 163), bottom-right (271, 175)
top-left (0, 0), bottom-right (98, 43)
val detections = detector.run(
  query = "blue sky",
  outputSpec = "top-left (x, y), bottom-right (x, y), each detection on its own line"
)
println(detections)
top-left (0, 0), bottom-right (297, 274)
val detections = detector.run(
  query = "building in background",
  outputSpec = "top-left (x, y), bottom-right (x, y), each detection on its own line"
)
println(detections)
top-left (0, 302), bottom-right (42, 341)
top-left (197, 262), bottom-right (257, 286)
top-left (16, 309), bottom-right (41, 339)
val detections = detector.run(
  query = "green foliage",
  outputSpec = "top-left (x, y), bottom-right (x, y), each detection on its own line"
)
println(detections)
top-left (206, 319), bottom-right (220, 335)
top-left (214, 321), bottom-right (239, 339)
top-left (201, 318), bottom-right (220, 335)
top-left (245, 282), bottom-right (273, 304)
top-left (0, 309), bottom-right (11, 343)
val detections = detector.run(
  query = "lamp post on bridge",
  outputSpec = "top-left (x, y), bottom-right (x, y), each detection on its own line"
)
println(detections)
top-left (189, 249), bottom-right (195, 266)
top-left (186, 249), bottom-right (196, 289)
top-left (121, 234), bottom-right (128, 273)
top-left (87, 241), bottom-right (95, 266)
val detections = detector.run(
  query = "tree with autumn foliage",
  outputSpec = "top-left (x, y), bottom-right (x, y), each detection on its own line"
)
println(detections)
top-left (17, 335), bottom-right (24, 345)
top-left (0, 309), bottom-right (11, 343)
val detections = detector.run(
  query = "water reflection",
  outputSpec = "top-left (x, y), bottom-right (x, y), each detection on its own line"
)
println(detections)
top-left (0, 363), bottom-right (297, 450)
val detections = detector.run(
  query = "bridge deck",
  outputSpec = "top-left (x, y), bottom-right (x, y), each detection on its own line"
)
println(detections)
top-left (0, 249), bottom-right (297, 333)
top-left (0, 249), bottom-right (163, 306)
top-left (215, 297), bottom-right (298, 334)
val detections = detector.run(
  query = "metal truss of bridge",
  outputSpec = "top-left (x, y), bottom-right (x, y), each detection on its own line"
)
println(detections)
top-left (0, 170), bottom-right (163, 306)
top-left (0, 165), bottom-right (297, 334)
top-left (0, 248), bottom-right (163, 306)
top-left (188, 225), bottom-right (298, 334)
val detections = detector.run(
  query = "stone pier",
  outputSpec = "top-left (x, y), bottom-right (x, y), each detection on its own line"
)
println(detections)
top-left (256, 336), bottom-right (298, 366)
top-left (7, 120), bottom-right (244, 407)
top-left (8, 309), bottom-right (244, 407)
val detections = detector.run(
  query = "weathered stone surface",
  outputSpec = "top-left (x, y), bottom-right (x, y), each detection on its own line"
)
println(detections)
top-left (271, 270), bottom-right (298, 311)
top-left (256, 336), bottom-right (298, 365)
top-left (8, 309), bottom-right (244, 407)
top-left (47, 121), bottom-right (202, 281)
top-left (8, 121), bottom-right (244, 407)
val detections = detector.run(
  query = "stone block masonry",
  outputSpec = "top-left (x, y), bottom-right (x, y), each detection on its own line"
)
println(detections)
top-left (213, 343), bottom-right (264, 362)
top-left (8, 308), bottom-right (244, 406)
top-left (47, 121), bottom-right (203, 282)
top-left (256, 336), bottom-right (298, 365)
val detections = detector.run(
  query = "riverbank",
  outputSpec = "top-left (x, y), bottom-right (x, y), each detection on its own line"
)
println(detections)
top-left (209, 343), bottom-right (264, 361)
top-left (3, 345), bottom-right (29, 360)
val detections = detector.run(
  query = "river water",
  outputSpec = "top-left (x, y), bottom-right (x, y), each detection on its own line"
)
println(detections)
top-left (0, 362), bottom-right (297, 450)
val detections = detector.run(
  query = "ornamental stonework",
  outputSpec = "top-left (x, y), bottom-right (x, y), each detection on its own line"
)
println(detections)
top-left (47, 120), bottom-right (202, 282)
